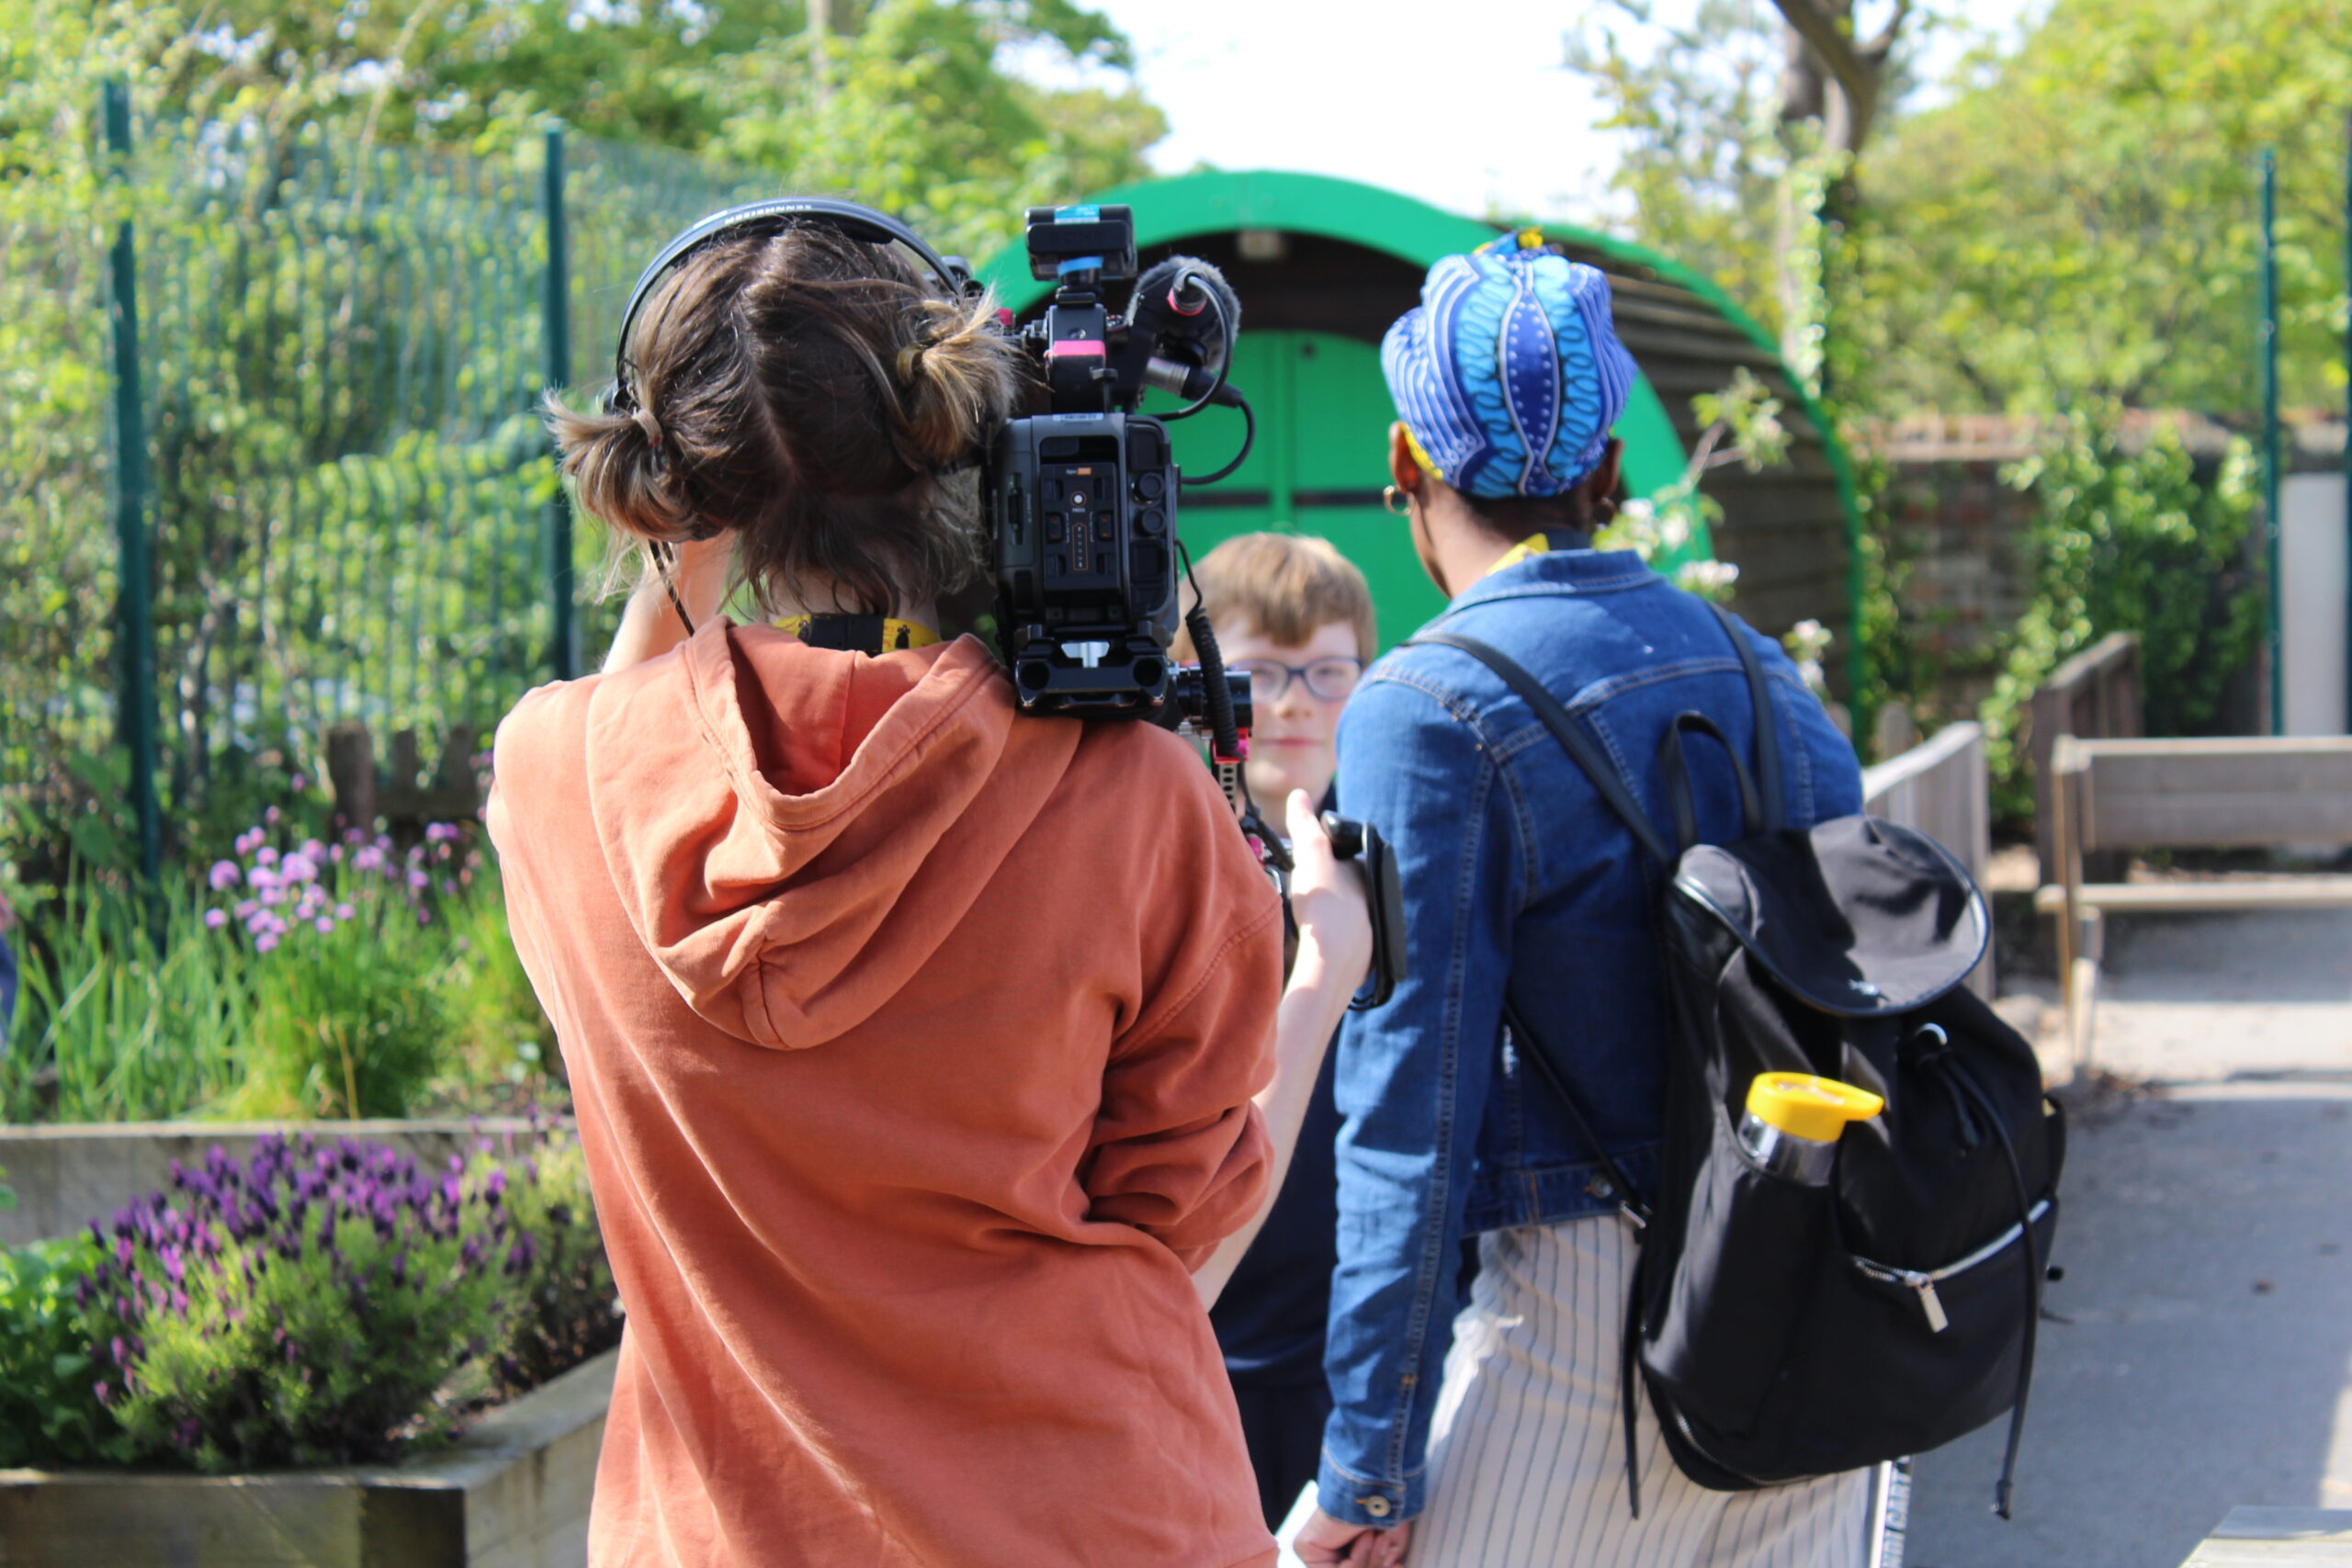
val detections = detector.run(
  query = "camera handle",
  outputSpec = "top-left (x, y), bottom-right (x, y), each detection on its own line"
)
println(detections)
top-left (1319, 813), bottom-right (1407, 1011)
top-left (1261, 814), bottom-right (1406, 1011)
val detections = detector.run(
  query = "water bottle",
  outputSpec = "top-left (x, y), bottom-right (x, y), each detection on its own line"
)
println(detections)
top-left (1738, 1072), bottom-right (1884, 1184)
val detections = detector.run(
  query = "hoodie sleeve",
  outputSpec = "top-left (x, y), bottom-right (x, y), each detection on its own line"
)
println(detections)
top-left (1081, 741), bottom-right (1283, 1269)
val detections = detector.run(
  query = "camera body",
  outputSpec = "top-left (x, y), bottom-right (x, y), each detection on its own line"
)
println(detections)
top-left (986, 412), bottom-right (1180, 716)
top-left (984, 204), bottom-right (1232, 724)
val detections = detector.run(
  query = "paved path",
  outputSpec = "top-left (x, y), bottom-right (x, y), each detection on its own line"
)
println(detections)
top-left (1906, 909), bottom-right (2352, 1568)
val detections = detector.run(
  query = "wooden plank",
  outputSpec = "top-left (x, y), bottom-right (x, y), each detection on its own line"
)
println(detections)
top-left (2041, 877), bottom-right (2352, 913)
top-left (2069, 739), bottom-right (2352, 849)
top-left (0, 1349), bottom-right (615, 1568)
top-left (2086, 789), bottom-right (2352, 850)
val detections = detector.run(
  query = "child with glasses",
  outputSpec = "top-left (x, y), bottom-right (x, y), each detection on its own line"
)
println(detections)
top-left (1175, 531), bottom-right (1377, 1529)
top-left (1179, 533), bottom-right (1373, 824)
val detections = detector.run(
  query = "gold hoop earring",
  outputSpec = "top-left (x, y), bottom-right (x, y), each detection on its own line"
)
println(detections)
top-left (1383, 484), bottom-right (1410, 517)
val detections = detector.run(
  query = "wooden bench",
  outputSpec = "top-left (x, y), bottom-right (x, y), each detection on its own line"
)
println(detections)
top-left (2180, 1506), bottom-right (2352, 1565)
top-left (2031, 631), bottom-right (2142, 887)
top-left (2037, 735), bottom-right (2352, 1069)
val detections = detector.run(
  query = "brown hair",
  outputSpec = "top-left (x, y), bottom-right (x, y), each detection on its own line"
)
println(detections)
top-left (1174, 533), bottom-right (1377, 661)
top-left (547, 225), bottom-right (1031, 616)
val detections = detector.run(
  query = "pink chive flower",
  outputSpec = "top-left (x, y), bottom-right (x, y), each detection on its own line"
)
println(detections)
top-left (208, 860), bottom-right (240, 891)
top-left (314, 917), bottom-right (335, 933)
top-left (264, 806), bottom-right (281, 825)
top-left (254, 845), bottom-right (278, 866)
top-left (203, 909), bottom-right (229, 930)
top-left (334, 903), bottom-right (355, 920)
top-left (234, 900), bottom-right (257, 919)
top-left (281, 853), bottom-right (316, 883)
top-left (407, 870), bottom-right (429, 890)
top-left (255, 933), bottom-right (279, 953)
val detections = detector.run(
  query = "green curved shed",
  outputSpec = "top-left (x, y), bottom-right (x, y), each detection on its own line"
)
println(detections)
top-left (979, 169), bottom-right (1860, 694)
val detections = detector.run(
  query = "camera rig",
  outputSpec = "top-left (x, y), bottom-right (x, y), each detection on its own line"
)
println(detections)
top-left (607, 197), bottom-right (1403, 1007)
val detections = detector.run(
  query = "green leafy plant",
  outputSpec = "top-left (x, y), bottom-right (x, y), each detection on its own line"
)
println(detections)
top-left (0, 1233), bottom-right (131, 1467)
top-left (488, 1126), bottom-right (619, 1397)
top-left (1600, 367), bottom-right (1791, 602)
top-left (1980, 410), bottom-right (2265, 818)
top-left (80, 1134), bottom-right (524, 1470)
top-left (1, 875), bottom-right (254, 1122)
top-left (214, 826), bottom-right (462, 1120)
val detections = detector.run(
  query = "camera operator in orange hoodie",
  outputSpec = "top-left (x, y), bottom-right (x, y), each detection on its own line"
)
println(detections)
top-left (487, 220), bottom-right (1369, 1568)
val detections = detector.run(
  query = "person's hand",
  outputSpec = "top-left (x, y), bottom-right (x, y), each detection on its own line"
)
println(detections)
top-left (1284, 789), bottom-right (1372, 994)
top-left (1295, 1506), bottom-right (1412, 1566)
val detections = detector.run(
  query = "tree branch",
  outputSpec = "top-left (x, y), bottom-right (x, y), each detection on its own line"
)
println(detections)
top-left (1771, 0), bottom-right (1869, 98)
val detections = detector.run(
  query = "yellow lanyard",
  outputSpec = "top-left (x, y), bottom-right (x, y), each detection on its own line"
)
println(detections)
top-left (1484, 532), bottom-right (1552, 579)
top-left (775, 615), bottom-right (943, 653)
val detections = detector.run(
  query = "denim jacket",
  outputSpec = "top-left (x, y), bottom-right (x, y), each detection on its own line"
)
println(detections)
top-left (1317, 548), bottom-right (1863, 1527)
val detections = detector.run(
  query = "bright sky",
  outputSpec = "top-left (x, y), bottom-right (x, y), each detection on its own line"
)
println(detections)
top-left (1076, 0), bottom-right (2044, 225)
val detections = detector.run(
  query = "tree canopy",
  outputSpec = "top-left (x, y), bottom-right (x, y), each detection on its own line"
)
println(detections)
top-left (1854, 0), bottom-right (2350, 415)
top-left (1570, 0), bottom-right (2351, 417)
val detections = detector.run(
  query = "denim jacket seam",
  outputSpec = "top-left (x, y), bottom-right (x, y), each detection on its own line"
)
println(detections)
top-left (1449, 570), bottom-right (1657, 607)
top-left (1319, 1448), bottom-right (1419, 1488)
top-left (1378, 752), bottom-right (1497, 1490)
top-left (1359, 668), bottom-right (1506, 748)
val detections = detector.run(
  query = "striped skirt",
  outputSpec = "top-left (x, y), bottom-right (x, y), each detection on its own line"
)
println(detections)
top-left (1412, 1218), bottom-right (1871, 1568)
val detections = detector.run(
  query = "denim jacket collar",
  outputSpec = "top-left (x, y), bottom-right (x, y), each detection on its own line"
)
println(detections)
top-left (1445, 546), bottom-right (1663, 615)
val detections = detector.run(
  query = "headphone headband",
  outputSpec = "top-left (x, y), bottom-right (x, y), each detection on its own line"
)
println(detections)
top-left (608, 197), bottom-right (972, 411)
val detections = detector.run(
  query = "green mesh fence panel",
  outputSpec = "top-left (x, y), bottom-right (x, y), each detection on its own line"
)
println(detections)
top-left (0, 116), bottom-right (769, 856)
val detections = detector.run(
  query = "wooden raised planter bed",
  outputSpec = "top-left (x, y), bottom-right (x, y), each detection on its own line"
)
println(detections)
top-left (0, 1118), bottom-right (546, 1247)
top-left (0, 1347), bottom-right (614, 1568)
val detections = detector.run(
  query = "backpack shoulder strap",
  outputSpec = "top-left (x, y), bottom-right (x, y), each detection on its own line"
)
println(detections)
top-left (1406, 630), bottom-right (1674, 866)
top-left (1705, 601), bottom-right (1785, 831)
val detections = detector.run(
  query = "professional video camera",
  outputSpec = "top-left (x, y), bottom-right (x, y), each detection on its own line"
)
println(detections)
top-left (610, 197), bottom-right (1402, 1004)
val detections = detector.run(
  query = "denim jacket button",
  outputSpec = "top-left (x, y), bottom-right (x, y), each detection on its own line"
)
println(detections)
top-left (1360, 1497), bottom-right (1394, 1518)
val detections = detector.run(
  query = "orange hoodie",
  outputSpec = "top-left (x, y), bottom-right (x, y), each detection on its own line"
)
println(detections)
top-left (487, 623), bottom-right (1282, 1568)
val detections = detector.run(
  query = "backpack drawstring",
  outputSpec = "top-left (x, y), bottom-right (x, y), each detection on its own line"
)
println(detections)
top-left (1936, 1053), bottom-right (2042, 1519)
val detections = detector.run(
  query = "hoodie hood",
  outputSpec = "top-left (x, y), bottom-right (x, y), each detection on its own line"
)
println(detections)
top-left (582, 622), bottom-right (1077, 1048)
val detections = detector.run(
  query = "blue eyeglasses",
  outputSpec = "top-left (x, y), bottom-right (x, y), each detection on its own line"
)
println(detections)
top-left (1227, 656), bottom-right (1364, 704)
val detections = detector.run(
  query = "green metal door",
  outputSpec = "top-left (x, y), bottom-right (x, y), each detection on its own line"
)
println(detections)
top-left (1160, 329), bottom-right (1445, 649)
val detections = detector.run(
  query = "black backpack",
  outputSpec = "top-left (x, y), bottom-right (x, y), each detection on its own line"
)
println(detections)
top-left (1412, 603), bottom-right (2063, 1520)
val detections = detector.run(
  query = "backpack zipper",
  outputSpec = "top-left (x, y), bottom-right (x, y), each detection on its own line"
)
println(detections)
top-left (1852, 1198), bottom-right (2052, 1334)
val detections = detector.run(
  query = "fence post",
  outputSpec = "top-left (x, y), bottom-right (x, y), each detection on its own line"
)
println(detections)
top-left (2261, 146), bottom-right (2282, 735)
top-left (540, 124), bottom-right (578, 682)
top-left (102, 81), bottom-right (163, 884)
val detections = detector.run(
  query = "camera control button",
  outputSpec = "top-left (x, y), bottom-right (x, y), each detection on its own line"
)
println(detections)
top-left (1045, 513), bottom-right (1066, 543)
top-left (1134, 471), bottom-right (1165, 501)
top-left (1136, 508), bottom-right (1164, 536)
top-left (1094, 513), bottom-right (1115, 543)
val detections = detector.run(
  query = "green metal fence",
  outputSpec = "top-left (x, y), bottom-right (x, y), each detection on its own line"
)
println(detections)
top-left (1, 99), bottom-right (769, 870)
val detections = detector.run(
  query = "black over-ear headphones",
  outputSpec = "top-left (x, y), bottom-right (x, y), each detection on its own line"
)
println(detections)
top-left (603, 197), bottom-right (980, 615)
top-left (605, 196), bottom-right (977, 420)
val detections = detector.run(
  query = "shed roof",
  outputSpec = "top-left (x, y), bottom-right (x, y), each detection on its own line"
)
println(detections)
top-left (981, 170), bottom-right (1860, 691)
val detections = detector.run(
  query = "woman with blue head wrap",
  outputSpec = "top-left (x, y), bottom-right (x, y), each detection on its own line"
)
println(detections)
top-left (1377, 230), bottom-right (1638, 592)
top-left (1295, 231), bottom-right (1869, 1568)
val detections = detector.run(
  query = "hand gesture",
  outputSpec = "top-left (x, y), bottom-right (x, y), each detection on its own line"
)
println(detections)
top-left (1296, 1506), bottom-right (1412, 1567)
top-left (1283, 790), bottom-right (1372, 994)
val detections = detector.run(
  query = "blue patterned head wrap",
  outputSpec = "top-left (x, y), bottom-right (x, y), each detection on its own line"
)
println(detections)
top-left (1381, 230), bottom-right (1638, 499)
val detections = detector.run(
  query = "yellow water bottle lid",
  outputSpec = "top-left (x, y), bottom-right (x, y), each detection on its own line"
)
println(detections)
top-left (1746, 1073), bottom-right (1885, 1144)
